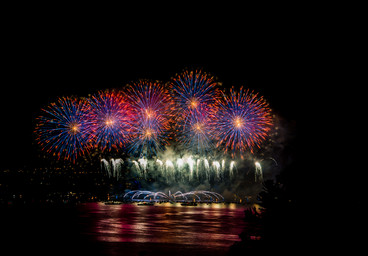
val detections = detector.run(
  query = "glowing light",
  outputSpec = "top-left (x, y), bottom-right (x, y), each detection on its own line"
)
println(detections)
top-left (230, 161), bottom-right (236, 178)
top-left (213, 87), bottom-right (273, 155)
top-left (101, 158), bottom-right (124, 180)
top-left (35, 96), bottom-right (90, 161)
top-left (126, 80), bottom-right (173, 157)
top-left (87, 90), bottom-right (132, 151)
top-left (123, 190), bottom-right (224, 203)
top-left (69, 123), bottom-right (80, 134)
top-left (194, 122), bottom-right (203, 132)
top-left (190, 98), bottom-right (199, 109)
top-left (187, 156), bottom-right (194, 179)
top-left (170, 69), bottom-right (220, 154)
top-left (156, 159), bottom-right (163, 166)
top-left (255, 161), bottom-right (263, 182)
top-left (145, 108), bottom-right (154, 118)
top-left (144, 129), bottom-right (153, 138)
top-left (165, 160), bottom-right (174, 169)
top-left (36, 70), bottom-right (273, 166)
top-left (177, 158), bottom-right (184, 169)
top-left (233, 116), bottom-right (244, 128)
top-left (105, 118), bottom-right (115, 127)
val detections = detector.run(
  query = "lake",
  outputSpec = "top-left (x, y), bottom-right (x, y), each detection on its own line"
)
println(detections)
top-left (1, 202), bottom-right (257, 256)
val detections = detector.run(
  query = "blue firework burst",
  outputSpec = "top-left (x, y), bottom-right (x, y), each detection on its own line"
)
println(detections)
top-left (213, 87), bottom-right (273, 156)
top-left (35, 97), bottom-right (90, 161)
top-left (126, 80), bottom-right (173, 157)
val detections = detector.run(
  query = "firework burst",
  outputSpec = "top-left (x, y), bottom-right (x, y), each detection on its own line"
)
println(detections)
top-left (87, 90), bottom-right (132, 151)
top-left (34, 70), bottom-right (274, 163)
top-left (35, 97), bottom-right (90, 161)
top-left (126, 80), bottom-right (173, 157)
top-left (170, 69), bottom-right (220, 119)
top-left (177, 108), bottom-right (215, 155)
top-left (213, 87), bottom-right (273, 156)
top-left (170, 70), bottom-right (220, 153)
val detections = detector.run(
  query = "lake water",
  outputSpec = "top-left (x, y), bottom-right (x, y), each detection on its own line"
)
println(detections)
top-left (2, 202), bottom-right (256, 256)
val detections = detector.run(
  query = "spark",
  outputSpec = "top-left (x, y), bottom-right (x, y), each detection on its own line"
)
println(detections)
top-left (233, 116), bottom-right (245, 129)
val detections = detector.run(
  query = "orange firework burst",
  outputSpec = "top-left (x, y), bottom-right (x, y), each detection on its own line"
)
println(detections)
top-left (213, 87), bottom-right (273, 156)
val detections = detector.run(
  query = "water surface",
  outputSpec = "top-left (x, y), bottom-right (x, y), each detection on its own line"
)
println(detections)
top-left (76, 202), bottom-right (251, 255)
top-left (79, 202), bottom-right (247, 247)
top-left (2, 202), bottom-right (253, 256)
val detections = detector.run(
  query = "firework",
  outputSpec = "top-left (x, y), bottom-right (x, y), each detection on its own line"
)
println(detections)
top-left (170, 69), bottom-right (219, 117)
top-left (35, 97), bottom-right (90, 161)
top-left (87, 90), bottom-right (132, 151)
top-left (126, 80), bottom-right (173, 157)
top-left (177, 109), bottom-right (215, 154)
top-left (123, 190), bottom-right (224, 203)
top-left (126, 155), bottom-right (236, 184)
top-left (35, 69), bottom-right (275, 169)
top-left (213, 87), bottom-right (273, 156)
top-left (101, 158), bottom-right (124, 180)
top-left (170, 70), bottom-right (219, 153)
top-left (255, 161), bottom-right (263, 182)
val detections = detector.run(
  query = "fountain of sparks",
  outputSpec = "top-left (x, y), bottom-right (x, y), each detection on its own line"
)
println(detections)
top-left (101, 158), bottom-right (124, 180)
top-left (127, 155), bottom-right (237, 184)
top-left (254, 161), bottom-right (263, 182)
top-left (123, 190), bottom-right (224, 203)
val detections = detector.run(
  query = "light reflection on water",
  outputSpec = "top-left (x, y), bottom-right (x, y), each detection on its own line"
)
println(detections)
top-left (79, 202), bottom-right (250, 247)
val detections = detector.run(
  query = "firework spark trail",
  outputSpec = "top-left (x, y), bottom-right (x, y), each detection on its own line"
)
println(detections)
top-left (187, 156), bottom-right (195, 180)
top-left (177, 158), bottom-right (184, 170)
top-left (165, 160), bottom-right (174, 183)
top-left (213, 87), bottom-right (273, 156)
top-left (230, 161), bottom-right (236, 178)
top-left (213, 161), bottom-right (221, 180)
top-left (156, 159), bottom-right (164, 176)
top-left (101, 159), bottom-right (111, 177)
top-left (204, 158), bottom-right (210, 179)
top-left (123, 190), bottom-right (224, 203)
top-left (111, 158), bottom-right (124, 180)
top-left (101, 158), bottom-right (124, 180)
top-left (126, 155), bottom-right (236, 184)
top-left (196, 159), bottom-right (201, 178)
top-left (255, 161), bottom-right (263, 182)
top-left (138, 156), bottom-right (148, 179)
top-left (132, 160), bottom-right (140, 174)
top-left (35, 97), bottom-right (90, 161)
top-left (126, 80), bottom-right (173, 157)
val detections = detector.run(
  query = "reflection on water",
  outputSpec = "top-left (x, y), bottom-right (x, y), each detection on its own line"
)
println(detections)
top-left (78, 202), bottom-right (249, 248)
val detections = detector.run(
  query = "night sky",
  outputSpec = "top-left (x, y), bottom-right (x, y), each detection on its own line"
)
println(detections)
top-left (2, 20), bottom-right (298, 170)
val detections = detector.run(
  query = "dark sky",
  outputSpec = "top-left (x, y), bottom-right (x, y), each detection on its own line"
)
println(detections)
top-left (2, 19), bottom-right (298, 169)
